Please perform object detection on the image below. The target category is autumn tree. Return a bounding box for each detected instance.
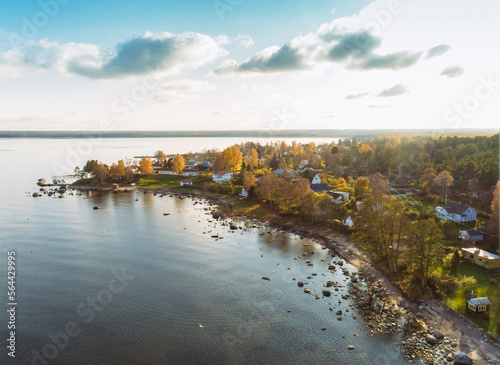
[245,148,259,168]
[172,155,185,174]
[419,167,437,194]
[139,157,153,174]
[223,145,243,173]
[367,172,390,206]
[434,170,453,202]
[242,171,255,192]
[354,177,369,197]
[154,150,167,163]
[491,180,499,237]
[93,164,109,184]
[109,160,126,180]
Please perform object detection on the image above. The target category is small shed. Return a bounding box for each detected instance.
[180,180,193,186]
[466,297,491,313]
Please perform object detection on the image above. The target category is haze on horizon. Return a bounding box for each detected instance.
[0,0,498,131]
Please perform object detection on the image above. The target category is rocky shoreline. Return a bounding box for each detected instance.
[136,187,500,364]
[42,183,500,364]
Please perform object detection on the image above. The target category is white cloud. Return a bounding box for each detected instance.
[0,32,228,80]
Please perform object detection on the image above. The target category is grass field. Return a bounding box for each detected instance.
[439,261,500,334]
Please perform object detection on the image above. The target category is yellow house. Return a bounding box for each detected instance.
[461,248,500,269]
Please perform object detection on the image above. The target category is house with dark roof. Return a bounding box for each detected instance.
[459,227,489,241]
[435,202,476,223]
[310,183,329,193]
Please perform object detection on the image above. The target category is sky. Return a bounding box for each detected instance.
[0,0,499,131]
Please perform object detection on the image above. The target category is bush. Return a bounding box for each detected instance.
[428,271,457,292]
[457,274,478,289]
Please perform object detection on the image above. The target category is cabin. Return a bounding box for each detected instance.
[461,248,500,269]
[436,202,476,223]
[180,180,193,186]
[459,227,489,241]
[342,215,355,227]
[466,297,491,313]
[212,171,233,183]
[329,191,350,204]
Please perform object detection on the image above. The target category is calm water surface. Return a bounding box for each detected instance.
[0,138,407,364]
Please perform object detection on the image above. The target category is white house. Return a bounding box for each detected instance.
[436,202,476,223]
[311,174,322,185]
[459,227,489,241]
[342,214,355,227]
[330,191,350,204]
[158,170,200,177]
[180,180,193,186]
[239,188,248,198]
[212,171,233,183]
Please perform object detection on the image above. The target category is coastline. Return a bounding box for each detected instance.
[68,183,500,364]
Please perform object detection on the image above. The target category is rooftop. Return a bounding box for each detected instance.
[462,248,500,260]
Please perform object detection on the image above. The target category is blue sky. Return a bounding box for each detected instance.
[0,0,499,131]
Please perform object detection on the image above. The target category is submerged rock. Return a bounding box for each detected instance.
[262,276,271,281]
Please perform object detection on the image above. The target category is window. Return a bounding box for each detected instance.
[468,303,476,311]
[478,305,486,312]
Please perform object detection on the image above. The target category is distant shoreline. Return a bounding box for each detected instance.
[1,129,499,139]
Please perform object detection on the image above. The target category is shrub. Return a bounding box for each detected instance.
[457,274,478,289]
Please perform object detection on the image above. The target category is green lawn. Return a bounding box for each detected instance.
[440,261,500,334]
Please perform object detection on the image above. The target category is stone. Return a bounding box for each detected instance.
[347,345,355,350]
[297,281,304,287]
[336,309,343,315]
[304,288,311,293]
[433,329,444,339]
[322,290,331,297]
[425,335,439,344]
[262,277,271,281]
[453,353,473,365]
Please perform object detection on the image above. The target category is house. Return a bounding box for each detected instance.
[152,162,163,170]
[275,169,295,178]
[461,248,500,269]
[212,171,233,183]
[329,191,350,204]
[185,160,197,170]
[180,180,193,186]
[311,173,322,185]
[466,297,491,313]
[158,170,200,177]
[298,160,314,173]
[83,172,93,179]
[436,202,476,223]
[239,188,248,198]
[201,161,213,168]
[342,215,355,227]
[459,227,489,241]
[310,183,330,193]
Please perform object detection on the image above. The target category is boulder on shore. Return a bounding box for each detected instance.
[433,329,444,339]
[453,353,473,365]
[425,334,439,344]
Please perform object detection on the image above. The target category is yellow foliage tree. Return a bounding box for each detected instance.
[172,155,185,174]
[139,157,153,174]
